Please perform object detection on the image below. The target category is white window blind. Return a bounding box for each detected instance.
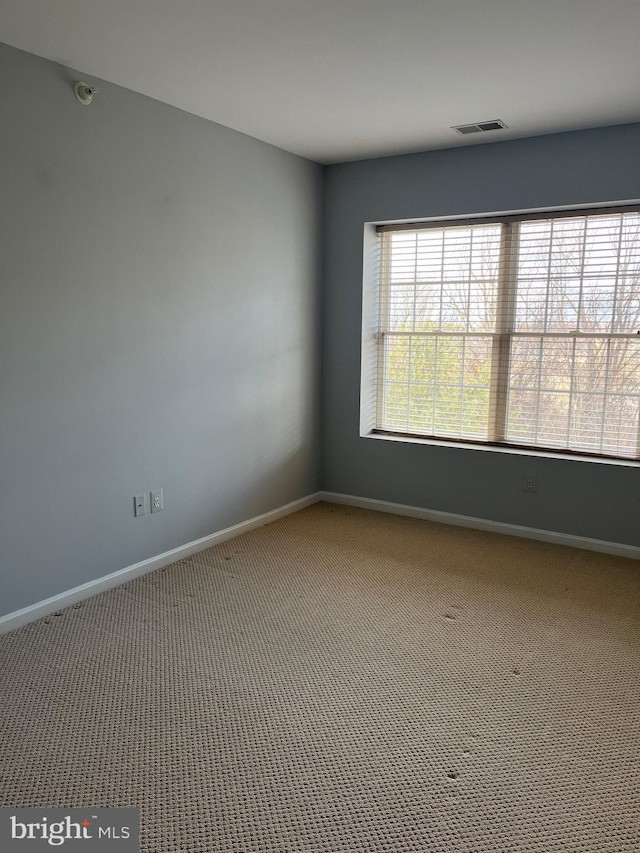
[375,208,640,460]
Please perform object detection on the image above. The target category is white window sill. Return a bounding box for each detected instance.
[361,430,640,468]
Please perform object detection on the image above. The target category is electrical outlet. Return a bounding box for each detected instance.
[151,488,163,513]
[134,494,146,517]
[524,474,538,493]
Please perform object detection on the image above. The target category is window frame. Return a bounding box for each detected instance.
[361,203,640,465]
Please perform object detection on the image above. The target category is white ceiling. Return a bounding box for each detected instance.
[2,0,640,164]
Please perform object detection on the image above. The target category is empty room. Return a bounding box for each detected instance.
[1,1,639,851]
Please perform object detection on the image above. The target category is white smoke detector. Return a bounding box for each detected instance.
[74,82,97,106]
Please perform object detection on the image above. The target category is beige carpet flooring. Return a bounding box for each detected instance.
[1,502,639,852]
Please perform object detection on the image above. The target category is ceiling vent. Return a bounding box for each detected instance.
[452,119,508,135]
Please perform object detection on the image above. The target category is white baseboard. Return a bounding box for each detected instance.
[0,492,321,635]
[3,488,636,635]
[318,491,640,560]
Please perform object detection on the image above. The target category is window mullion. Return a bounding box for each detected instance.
[488,222,519,441]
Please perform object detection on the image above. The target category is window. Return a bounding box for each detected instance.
[373,207,640,460]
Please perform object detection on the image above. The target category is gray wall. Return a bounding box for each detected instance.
[0,43,322,616]
[322,124,640,546]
